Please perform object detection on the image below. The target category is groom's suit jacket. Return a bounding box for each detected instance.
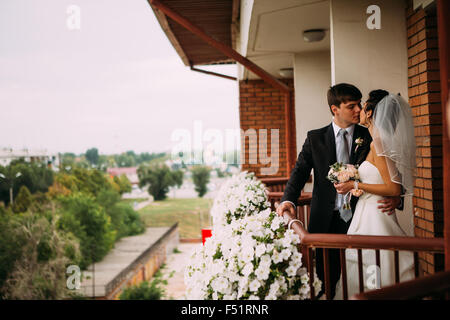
[281,123,372,234]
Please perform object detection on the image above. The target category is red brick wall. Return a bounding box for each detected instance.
[407,1,444,274]
[239,79,296,178]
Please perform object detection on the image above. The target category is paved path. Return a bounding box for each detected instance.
[78,227,171,298]
[133,199,153,210]
[161,242,202,300]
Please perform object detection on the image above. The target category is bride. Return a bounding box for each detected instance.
[333,90,416,299]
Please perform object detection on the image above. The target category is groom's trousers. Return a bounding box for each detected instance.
[315,211,351,299]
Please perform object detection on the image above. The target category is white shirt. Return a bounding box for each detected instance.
[332,120,354,157]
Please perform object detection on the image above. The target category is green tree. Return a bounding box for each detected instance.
[0,164,23,206]
[137,164,177,201]
[191,166,211,198]
[58,193,116,269]
[115,153,135,168]
[85,148,99,167]
[61,153,76,165]
[172,170,184,189]
[113,174,132,195]
[0,161,53,206]
[12,185,33,213]
[96,189,145,240]
[215,168,225,178]
[69,167,111,197]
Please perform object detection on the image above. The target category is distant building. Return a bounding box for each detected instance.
[0,148,59,168]
[107,167,139,185]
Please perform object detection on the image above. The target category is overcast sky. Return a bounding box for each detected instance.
[0,0,240,155]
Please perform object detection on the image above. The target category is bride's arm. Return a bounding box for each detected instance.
[356,143,402,197]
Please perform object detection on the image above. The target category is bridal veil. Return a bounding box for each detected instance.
[372,94,417,195]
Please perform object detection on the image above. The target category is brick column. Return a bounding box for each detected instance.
[407,1,444,274]
[239,79,296,179]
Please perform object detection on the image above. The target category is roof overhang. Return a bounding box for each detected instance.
[239,0,331,80]
[148,0,240,66]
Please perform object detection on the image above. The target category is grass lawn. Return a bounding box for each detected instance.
[138,198,213,239]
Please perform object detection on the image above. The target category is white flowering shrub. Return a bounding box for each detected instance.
[210,171,270,227]
[185,209,322,300]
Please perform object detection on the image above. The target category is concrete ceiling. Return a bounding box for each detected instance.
[242,0,330,80]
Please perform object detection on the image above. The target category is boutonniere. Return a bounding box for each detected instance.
[355,137,364,152]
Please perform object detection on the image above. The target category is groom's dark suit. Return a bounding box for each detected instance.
[281,122,372,298]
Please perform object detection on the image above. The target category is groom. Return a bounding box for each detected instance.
[276,83,400,299]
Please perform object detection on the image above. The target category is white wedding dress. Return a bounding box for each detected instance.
[334,160,415,299]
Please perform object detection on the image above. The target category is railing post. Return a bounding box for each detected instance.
[323,249,331,299]
[340,249,348,300]
[357,249,364,293]
[307,247,315,300]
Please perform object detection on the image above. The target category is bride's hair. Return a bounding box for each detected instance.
[364,89,389,120]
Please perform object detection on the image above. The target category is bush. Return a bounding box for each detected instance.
[111,203,145,237]
[71,168,110,197]
[30,191,51,213]
[104,202,145,240]
[12,185,33,213]
[114,175,132,195]
[119,269,167,300]
[0,212,81,299]
[0,214,26,292]
[57,193,116,269]
[96,189,145,240]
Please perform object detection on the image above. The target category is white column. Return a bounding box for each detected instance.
[294,51,332,153]
[331,0,413,235]
[330,0,408,99]
[294,51,332,192]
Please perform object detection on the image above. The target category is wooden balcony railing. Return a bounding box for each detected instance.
[260,177,290,193]
[266,191,447,300]
[260,176,312,193]
[261,176,312,227]
[351,270,450,300]
[267,191,312,227]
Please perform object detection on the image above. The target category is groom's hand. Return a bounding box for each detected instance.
[276,201,296,220]
[378,196,401,216]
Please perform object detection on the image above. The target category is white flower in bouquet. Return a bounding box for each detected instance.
[210,171,270,227]
[327,163,360,184]
[185,209,322,300]
[327,162,364,209]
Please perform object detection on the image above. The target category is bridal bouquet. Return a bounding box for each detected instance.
[327,162,363,209]
[185,209,322,300]
[210,171,270,227]
[327,162,360,184]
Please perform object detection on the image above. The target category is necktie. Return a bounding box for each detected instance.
[337,129,352,222]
